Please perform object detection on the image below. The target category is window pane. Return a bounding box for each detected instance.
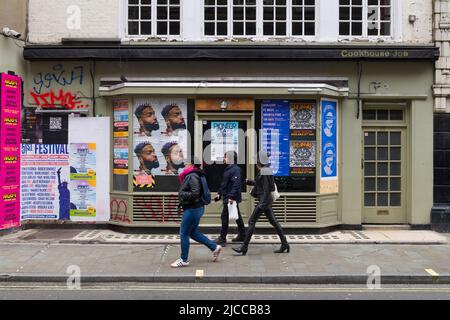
[380,22,391,35]
[352,7,362,20]
[365,178,376,192]
[364,132,376,145]
[363,109,376,120]
[233,22,244,35]
[276,7,286,20]
[390,132,401,146]
[128,21,139,35]
[365,147,376,161]
[304,7,315,20]
[292,7,302,20]
[205,22,215,35]
[390,110,403,121]
[141,6,151,19]
[390,147,401,161]
[129,6,139,20]
[351,22,362,35]
[340,22,350,35]
[377,110,389,120]
[339,7,350,20]
[390,162,401,176]
[141,0,151,3]
[292,22,302,35]
[157,21,167,34]
[141,21,151,35]
[157,6,167,19]
[169,22,180,35]
[377,132,388,146]
[390,178,401,191]
[276,22,286,35]
[377,193,388,206]
[234,7,244,20]
[380,7,391,20]
[305,22,315,35]
[264,22,274,35]
[129,0,139,4]
[246,7,256,20]
[246,22,256,35]
[170,7,180,20]
[377,147,388,161]
[217,7,228,20]
[390,193,401,206]
[377,178,388,191]
[377,162,388,176]
[264,7,274,20]
[365,193,376,207]
[365,162,376,176]
[217,22,228,35]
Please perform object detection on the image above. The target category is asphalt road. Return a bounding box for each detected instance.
[0,283,449,300]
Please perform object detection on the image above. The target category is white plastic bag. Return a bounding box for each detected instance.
[228,201,239,221]
[271,183,280,202]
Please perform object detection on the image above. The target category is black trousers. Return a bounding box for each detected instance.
[243,204,288,249]
[220,203,246,240]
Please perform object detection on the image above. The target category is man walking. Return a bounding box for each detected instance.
[214,151,246,246]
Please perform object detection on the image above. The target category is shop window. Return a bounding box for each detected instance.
[362,109,404,121]
[127,0,181,37]
[204,0,316,38]
[204,0,229,36]
[339,0,391,37]
[257,100,317,192]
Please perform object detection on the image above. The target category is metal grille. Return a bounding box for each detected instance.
[258,195,317,224]
[133,194,182,223]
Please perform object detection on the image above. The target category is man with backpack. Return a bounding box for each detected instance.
[171,155,222,268]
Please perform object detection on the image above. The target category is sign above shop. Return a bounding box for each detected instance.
[196,99,255,112]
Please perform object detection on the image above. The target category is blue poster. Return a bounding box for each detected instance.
[261,100,290,176]
[321,100,337,178]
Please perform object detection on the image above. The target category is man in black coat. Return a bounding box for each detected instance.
[214,151,246,246]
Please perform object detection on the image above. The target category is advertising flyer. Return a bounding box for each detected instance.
[321,99,338,194]
[0,73,22,230]
[261,100,316,177]
[113,99,129,175]
[69,143,96,217]
[133,98,188,190]
[210,121,239,162]
[20,144,70,220]
[261,100,290,176]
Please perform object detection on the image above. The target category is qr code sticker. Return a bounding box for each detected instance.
[49,117,62,130]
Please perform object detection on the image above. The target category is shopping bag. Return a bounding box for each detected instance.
[271,183,281,202]
[228,201,239,221]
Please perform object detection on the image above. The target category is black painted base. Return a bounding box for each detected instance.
[431,205,450,232]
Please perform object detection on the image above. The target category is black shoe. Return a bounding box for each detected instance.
[232,246,247,256]
[232,235,245,242]
[274,244,290,253]
[214,238,227,246]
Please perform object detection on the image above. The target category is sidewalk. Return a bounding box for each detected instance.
[0,229,449,285]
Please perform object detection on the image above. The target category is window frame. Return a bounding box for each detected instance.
[202,0,318,41]
[124,0,183,40]
[337,0,396,40]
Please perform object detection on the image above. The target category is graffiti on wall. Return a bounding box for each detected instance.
[29,64,91,110]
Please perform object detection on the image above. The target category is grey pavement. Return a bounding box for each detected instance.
[0,231,449,284]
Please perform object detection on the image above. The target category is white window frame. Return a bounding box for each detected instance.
[201,0,318,41]
[123,0,183,40]
[337,0,400,41]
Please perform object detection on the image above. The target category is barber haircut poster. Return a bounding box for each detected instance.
[320,99,338,194]
[210,122,239,162]
[133,98,188,190]
[21,144,70,220]
[1,73,22,230]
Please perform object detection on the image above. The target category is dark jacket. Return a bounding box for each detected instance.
[178,168,205,210]
[247,167,275,209]
[217,164,242,204]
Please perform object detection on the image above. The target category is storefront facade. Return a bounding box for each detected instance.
[22,44,436,229]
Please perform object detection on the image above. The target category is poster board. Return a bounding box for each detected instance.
[320,99,339,194]
[0,73,22,230]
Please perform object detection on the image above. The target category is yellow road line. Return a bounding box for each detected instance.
[425,269,440,277]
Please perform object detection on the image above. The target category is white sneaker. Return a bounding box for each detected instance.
[212,245,223,262]
[171,258,189,268]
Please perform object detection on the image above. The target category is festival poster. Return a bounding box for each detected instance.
[69,143,96,218]
[69,180,96,217]
[210,122,239,162]
[290,102,316,141]
[290,141,316,176]
[132,98,188,191]
[0,73,22,230]
[113,99,129,175]
[20,144,70,220]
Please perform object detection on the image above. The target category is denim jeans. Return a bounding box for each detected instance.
[180,206,217,262]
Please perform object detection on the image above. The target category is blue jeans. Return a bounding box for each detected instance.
[180,207,217,262]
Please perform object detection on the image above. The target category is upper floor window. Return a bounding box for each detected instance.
[203,0,316,38]
[339,0,391,37]
[128,0,181,37]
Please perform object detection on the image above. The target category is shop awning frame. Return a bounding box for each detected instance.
[98,82,349,97]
